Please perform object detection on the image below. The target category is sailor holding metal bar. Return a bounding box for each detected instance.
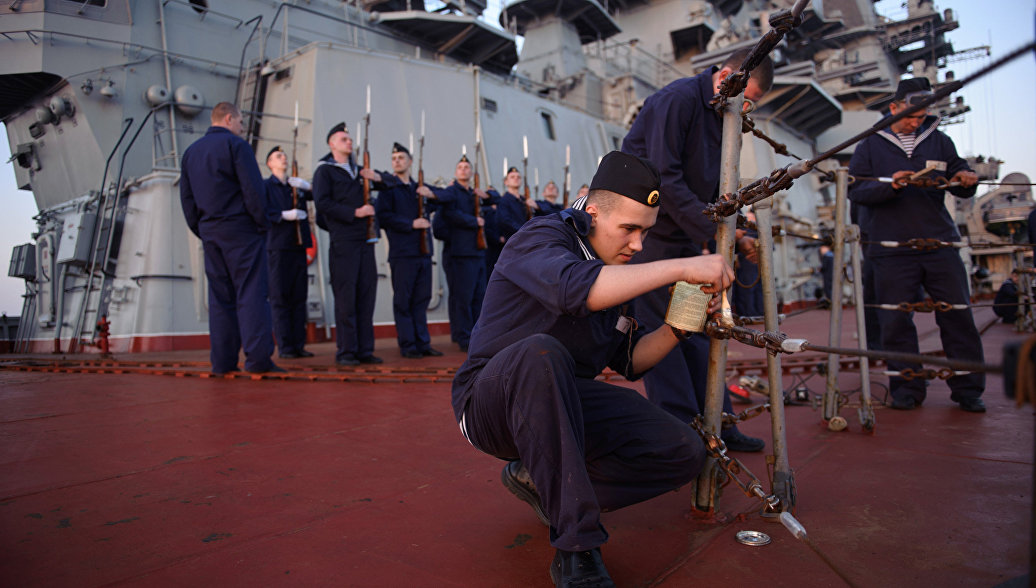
[848,77,985,413]
[620,47,774,450]
[452,152,733,587]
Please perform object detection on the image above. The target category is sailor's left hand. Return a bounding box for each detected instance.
[952,170,978,188]
[360,168,381,182]
[417,185,435,199]
[287,176,312,191]
[737,236,759,264]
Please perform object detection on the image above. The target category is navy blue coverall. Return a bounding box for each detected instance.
[848,114,984,404]
[265,175,312,356]
[312,154,379,362]
[435,181,496,349]
[452,210,705,552]
[179,126,274,373]
[620,67,739,422]
[374,173,438,356]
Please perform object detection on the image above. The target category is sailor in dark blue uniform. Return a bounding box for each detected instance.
[312,122,382,366]
[453,151,733,587]
[535,180,565,215]
[263,145,314,359]
[495,166,534,245]
[621,48,773,450]
[433,153,497,352]
[179,102,279,374]
[849,77,985,412]
[371,142,444,359]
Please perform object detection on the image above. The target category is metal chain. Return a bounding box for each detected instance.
[722,403,772,427]
[886,368,969,381]
[689,416,781,513]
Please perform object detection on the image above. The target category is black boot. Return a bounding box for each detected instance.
[501,461,549,526]
[549,548,615,588]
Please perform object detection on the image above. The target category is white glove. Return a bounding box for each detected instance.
[281,209,308,221]
[287,176,312,191]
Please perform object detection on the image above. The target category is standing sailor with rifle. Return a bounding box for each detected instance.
[263,135,314,359]
[313,86,382,366]
[370,122,444,359]
[496,161,529,246]
[434,131,497,352]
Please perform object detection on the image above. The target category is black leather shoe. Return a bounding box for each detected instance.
[501,461,549,526]
[335,356,360,366]
[957,397,986,413]
[211,367,240,376]
[402,350,424,359]
[279,351,301,359]
[247,364,286,374]
[358,355,383,364]
[297,350,315,358]
[721,430,765,452]
[549,548,615,588]
[890,396,918,410]
[421,348,444,357]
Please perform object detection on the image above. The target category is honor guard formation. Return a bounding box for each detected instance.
[175,31,1036,586]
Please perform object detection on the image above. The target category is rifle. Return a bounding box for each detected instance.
[473,122,487,250]
[361,85,378,243]
[563,144,570,209]
[291,101,303,245]
[522,135,531,220]
[417,111,428,256]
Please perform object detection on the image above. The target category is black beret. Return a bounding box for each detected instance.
[459,153,470,163]
[392,142,411,157]
[507,166,519,174]
[326,122,347,143]
[266,145,283,161]
[893,77,932,102]
[589,151,661,207]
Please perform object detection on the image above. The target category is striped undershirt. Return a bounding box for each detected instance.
[895,132,917,158]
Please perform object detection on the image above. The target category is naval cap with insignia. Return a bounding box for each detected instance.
[266,145,284,161]
[326,122,348,143]
[392,142,411,157]
[507,166,519,174]
[589,151,661,207]
[458,153,470,164]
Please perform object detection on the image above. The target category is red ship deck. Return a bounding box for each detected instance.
[1,306,1032,587]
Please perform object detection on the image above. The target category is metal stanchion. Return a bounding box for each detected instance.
[847,224,875,431]
[694,91,743,512]
[754,196,794,509]
[822,168,849,429]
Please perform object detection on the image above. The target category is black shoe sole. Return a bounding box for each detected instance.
[501,462,549,526]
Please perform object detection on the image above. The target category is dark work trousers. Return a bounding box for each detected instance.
[632,239,736,424]
[329,239,377,361]
[733,255,763,317]
[389,256,433,354]
[871,249,985,403]
[268,248,309,355]
[445,255,486,347]
[441,248,458,343]
[461,334,705,551]
[202,229,273,373]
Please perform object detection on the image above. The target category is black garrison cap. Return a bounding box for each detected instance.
[893,77,932,102]
[266,145,283,161]
[392,142,411,157]
[326,122,348,143]
[459,153,470,163]
[589,151,661,207]
[507,166,519,174]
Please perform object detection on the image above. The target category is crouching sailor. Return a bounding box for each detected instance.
[451,151,734,586]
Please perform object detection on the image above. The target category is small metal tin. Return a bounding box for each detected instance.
[736,530,771,546]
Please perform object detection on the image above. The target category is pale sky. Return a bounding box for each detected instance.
[0,0,1033,317]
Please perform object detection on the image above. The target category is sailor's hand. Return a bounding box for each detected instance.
[355,204,376,218]
[952,170,978,188]
[891,170,912,190]
[474,188,489,200]
[737,235,759,264]
[413,218,431,229]
[360,168,381,182]
[281,209,307,221]
[476,216,485,227]
[287,177,312,191]
[682,254,734,294]
[417,185,435,199]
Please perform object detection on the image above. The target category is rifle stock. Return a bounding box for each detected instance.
[417,153,428,256]
[473,149,487,251]
[362,115,378,243]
